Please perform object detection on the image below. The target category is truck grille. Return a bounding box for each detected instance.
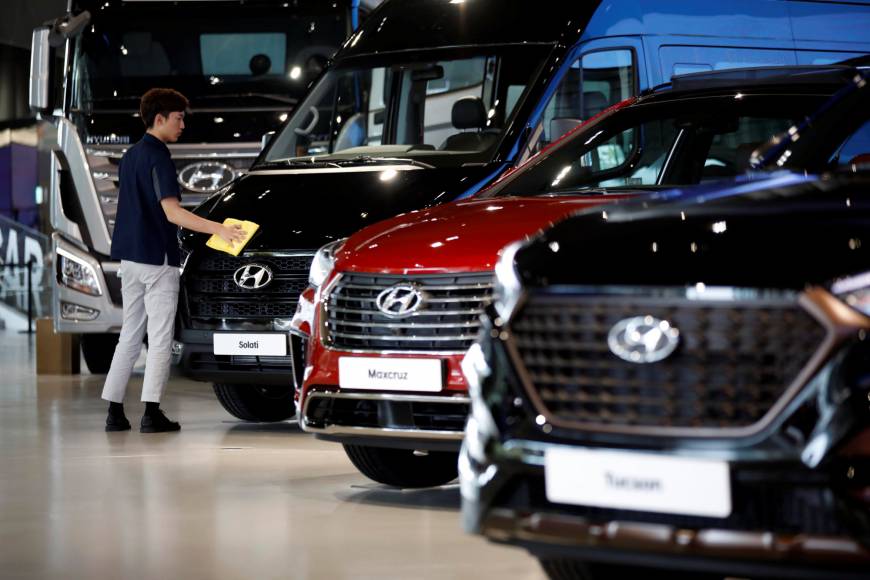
[324,273,493,352]
[509,291,827,434]
[184,253,313,321]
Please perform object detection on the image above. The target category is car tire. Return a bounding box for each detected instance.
[212,383,295,422]
[80,333,119,374]
[342,444,459,488]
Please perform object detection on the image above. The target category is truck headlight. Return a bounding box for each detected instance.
[493,241,524,321]
[57,247,102,296]
[831,271,870,317]
[308,238,346,288]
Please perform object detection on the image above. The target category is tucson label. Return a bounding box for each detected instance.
[605,471,662,492]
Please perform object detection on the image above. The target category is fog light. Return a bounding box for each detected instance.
[170,341,184,365]
[61,302,98,321]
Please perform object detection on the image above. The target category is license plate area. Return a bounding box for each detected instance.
[544,447,731,518]
[338,357,443,392]
[213,333,287,356]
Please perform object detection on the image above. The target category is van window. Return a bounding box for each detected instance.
[831,120,870,167]
[200,33,287,76]
[538,49,636,149]
[262,46,550,167]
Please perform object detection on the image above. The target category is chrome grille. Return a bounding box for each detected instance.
[510,291,827,433]
[325,273,493,352]
[184,253,313,321]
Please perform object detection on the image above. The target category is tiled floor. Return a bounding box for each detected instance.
[0,330,545,580]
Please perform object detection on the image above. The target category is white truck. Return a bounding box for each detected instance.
[29,0,361,371]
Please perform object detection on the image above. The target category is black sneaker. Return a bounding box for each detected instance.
[140,410,181,433]
[105,413,131,432]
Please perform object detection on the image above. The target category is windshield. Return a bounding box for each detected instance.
[261,46,549,168]
[71,3,349,111]
[751,72,870,172]
[483,92,834,198]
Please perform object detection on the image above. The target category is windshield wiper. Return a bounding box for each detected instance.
[257,158,343,169]
[334,156,435,170]
[194,93,298,106]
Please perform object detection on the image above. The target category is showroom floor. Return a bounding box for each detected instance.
[0,330,545,580]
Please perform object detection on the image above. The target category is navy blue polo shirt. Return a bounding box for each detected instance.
[111,133,182,266]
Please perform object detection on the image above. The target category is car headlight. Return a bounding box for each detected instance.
[57,247,102,296]
[308,238,347,288]
[493,240,525,321]
[831,271,870,317]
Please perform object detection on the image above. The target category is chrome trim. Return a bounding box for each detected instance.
[49,151,83,244]
[241,251,316,258]
[330,306,485,317]
[328,331,479,342]
[300,389,469,440]
[333,320,480,329]
[504,287,866,440]
[341,282,492,292]
[320,272,491,355]
[86,142,261,159]
[481,508,870,566]
[58,118,112,255]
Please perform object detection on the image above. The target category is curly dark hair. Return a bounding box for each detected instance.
[139,88,189,128]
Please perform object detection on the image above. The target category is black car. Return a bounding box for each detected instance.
[460,77,870,577]
[173,0,642,422]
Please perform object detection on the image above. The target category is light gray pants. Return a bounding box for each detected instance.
[101,260,180,403]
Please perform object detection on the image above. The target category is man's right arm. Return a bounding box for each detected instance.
[160,197,244,244]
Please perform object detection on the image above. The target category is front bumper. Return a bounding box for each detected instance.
[52,233,123,334]
[176,327,295,385]
[300,345,471,450]
[460,437,870,579]
[300,387,469,451]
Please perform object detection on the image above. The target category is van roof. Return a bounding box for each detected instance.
[336,0,595,60]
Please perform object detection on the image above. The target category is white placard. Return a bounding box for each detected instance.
[213,333,287,356]
[545,447,731,518]
[339,357,443,392]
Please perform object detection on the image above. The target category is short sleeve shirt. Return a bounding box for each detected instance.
[110,133,182,266]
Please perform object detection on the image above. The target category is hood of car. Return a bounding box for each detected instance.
[516,171,870,291]
[181,163,497,253]
[335,195,626,274]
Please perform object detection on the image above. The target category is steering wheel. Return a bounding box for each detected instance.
[294,106,319,136]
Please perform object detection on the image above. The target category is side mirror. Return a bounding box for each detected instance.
[29,27,53,114]
[261,131,276,151]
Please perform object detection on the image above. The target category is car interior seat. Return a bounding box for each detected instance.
[582,91,610,119]
[334,113,367,152]
[440,96,499,151]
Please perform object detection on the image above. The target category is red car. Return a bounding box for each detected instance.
[294,194,615,488]
[290,73,832,487]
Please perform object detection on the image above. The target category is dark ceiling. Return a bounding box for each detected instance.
[2,1,68,49]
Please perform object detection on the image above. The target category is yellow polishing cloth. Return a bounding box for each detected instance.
[205,218,259,256]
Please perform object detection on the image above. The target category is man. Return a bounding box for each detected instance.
[102,88,244,433]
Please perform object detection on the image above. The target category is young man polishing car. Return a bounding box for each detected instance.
[101,88,245,433]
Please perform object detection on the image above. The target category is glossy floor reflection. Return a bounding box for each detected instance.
[0,330,545,580]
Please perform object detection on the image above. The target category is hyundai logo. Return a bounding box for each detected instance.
[233,264,273,290]
[607,315,680,364]
[178,161,236,194]
[376,284,425,317]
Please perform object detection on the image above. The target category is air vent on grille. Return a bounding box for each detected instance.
[510,292,826,433]
[325,273,494,352]
[184,253,313,321]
